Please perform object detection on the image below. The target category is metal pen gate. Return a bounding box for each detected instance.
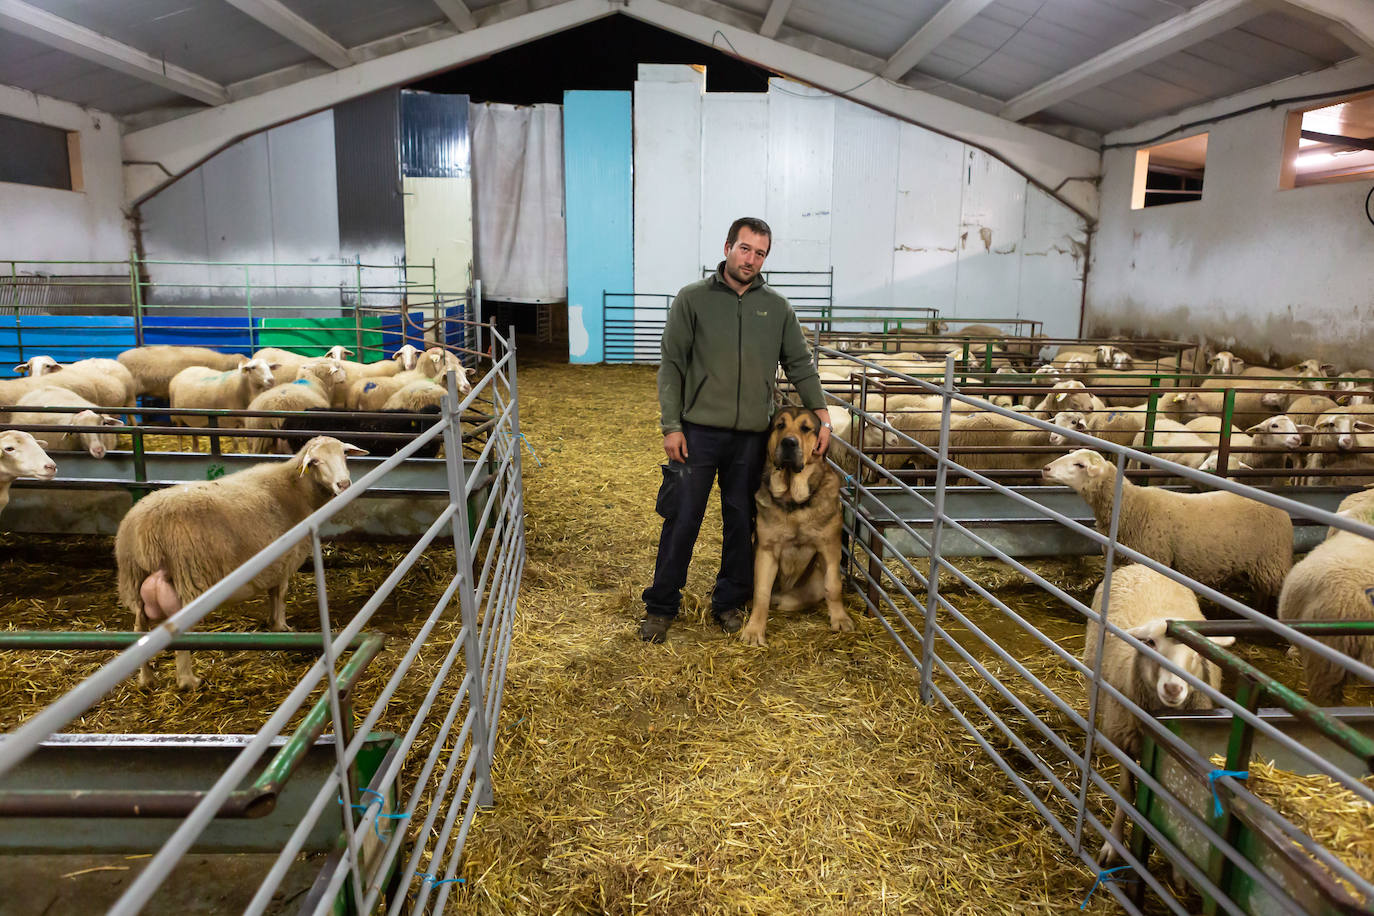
[0,328,526,914]
[826,351,1374,915]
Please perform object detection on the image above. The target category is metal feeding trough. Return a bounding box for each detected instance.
[1129,621,1374,916]
[2,450,497,541]
[0,632,403,914]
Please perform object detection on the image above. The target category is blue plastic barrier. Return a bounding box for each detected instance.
[0,316,137,378]
[141,315,256,357]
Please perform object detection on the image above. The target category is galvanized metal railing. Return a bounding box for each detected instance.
[0,325,526,914]
[819,349,1374,915]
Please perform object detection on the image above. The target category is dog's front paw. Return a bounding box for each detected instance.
[739,624,767,647]
[830,612,855,633]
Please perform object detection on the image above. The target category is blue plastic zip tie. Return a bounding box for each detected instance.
[1207,769,1249,818]
[1081,865,1134,909]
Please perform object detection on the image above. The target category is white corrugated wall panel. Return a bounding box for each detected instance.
[634,66,704,307]
[892,123,963,319]
[699,93,768,274]
[955,149,1027,322]
[765,80,833,270]
[829,99,898,322]
[200,133,276,297]
[1018,186,1087,338]
[267,113,341,308]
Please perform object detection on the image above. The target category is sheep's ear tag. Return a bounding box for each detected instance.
[300,458,313,476]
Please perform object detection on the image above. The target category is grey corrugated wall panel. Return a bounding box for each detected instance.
[334,89,405,262]
[400,90,471,179]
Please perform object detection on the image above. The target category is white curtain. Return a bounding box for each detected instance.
[469,102,567,302]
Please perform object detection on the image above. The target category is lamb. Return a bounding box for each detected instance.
[168,358,279,446]
[115,435,367,689]
[1084,564,1233,864]
[1278,517,1374,705]
[0,429,57,515]
[11,387,124,458]
[117,346,246,399]
[1042,448,1292,608]
[242,361,348,454]
[1094,345,1134,371]
[1302,405,1374,485]
[15,356,136,406]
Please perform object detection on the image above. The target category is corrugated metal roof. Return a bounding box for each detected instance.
[0,0,1364,141]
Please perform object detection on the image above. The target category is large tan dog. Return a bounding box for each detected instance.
[741,407,854,647]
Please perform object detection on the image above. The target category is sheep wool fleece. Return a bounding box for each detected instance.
[657,264,825,435]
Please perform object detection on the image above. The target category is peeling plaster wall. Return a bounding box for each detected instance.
[1087,83,1374,369]
[0,85,130,265]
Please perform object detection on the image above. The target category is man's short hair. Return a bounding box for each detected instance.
[726,217,772,249]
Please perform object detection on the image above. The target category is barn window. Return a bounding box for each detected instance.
[0,114,81,192]
[1130,133,1207,209]
[1280,90,1374,189]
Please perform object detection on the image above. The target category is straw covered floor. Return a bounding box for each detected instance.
[3,347,1366,913]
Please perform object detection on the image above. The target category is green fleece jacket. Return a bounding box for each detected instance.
[658,264,825,434]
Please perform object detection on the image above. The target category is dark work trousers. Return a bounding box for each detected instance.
[642,421,767,619]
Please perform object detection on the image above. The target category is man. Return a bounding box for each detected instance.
[640,217,832,643]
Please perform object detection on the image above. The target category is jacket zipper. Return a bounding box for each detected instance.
[735,292,743,429]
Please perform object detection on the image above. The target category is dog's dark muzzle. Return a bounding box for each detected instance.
[775,436,805,472]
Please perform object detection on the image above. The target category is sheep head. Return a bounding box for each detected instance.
[0,430,56,480]
[13,356,60,377]
[294,436,368,497]
[240,358,278,394]
[71,409,123,459]
[1041,448,1109,487]
[1123,618,1233,709]
[1049,411,1088,447]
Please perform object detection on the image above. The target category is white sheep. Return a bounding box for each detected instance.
[1042,448,1293,609]
[1085,406,1149,447]
[1084,564,1234,864]
[11,386,124,458]
[1208,351,1245,375]
[13,356,60,377]
[243,361,348,454]
[117,346,246,399]
[0,429,56,515]
[1094,344,1135,371]
[381,380,447,412]
[1278,512,1374,705]
[168,358,279,446]
[115,435,367,689]
[1027,380,1105,418]
[1129,417,1214,469]
[320,346,412,407]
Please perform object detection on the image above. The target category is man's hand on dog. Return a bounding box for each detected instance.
[663,431,688,462]
[814,407,832,456]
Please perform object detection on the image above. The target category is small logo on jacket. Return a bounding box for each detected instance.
[756,310,769,317]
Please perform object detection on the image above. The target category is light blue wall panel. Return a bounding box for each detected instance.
[564,90,632,364]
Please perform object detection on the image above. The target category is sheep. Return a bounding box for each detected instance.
[1084,564,1234,864]
[252,347,318,388]
[1278,521,1374,706]
[1161,387,1281,430]
[1085,407,1149,447]
[242,361,348,454]
[1042,448,1292,609]
[13,356,60,377]
[415,347,476,389]
[1026,380,1105,418]
[320,347,413,407]
[1302,405,1374,485]
[381,380,448,412]
[1208,351,1245,375]
[0,429,56,515]
[168,358,279,447]
[115,435,367,689]
[11,386,124,458]
[117,346,246,399]
[1261,392,1338,427]
[947,410,1073,484]
[1094,344,1134,371]
[1129,418,1213,469]
[1333,370,1374,406]
[1088,368,1157,407]
[1051,350,1095,373]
